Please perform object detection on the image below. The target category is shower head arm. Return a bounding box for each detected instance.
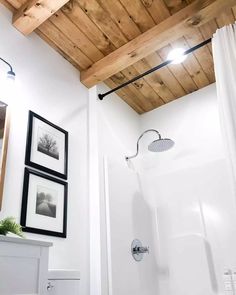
[125,129,161,161]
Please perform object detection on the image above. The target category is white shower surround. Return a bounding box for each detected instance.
[97,83,236,295]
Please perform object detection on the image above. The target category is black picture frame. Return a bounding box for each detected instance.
[20,168,68,238]
[25,111,68,180]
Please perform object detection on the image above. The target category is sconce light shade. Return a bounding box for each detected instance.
[0,57,16,82]
[7,70,16,81]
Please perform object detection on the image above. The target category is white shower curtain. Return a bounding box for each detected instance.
[212,23,236,182]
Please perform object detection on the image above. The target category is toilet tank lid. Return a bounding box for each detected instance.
[48,270,80,280]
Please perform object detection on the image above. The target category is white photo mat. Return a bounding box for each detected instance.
[21,168,67,237]
[31,117,65,175]
[25,111,68,180]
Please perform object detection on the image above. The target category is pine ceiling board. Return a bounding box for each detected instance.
[99,0,179,107]
[104,84,144,114]
[118,0,155,32]
[62,2,116,55]
[163,0,189,14]
[50,11,104,63]
[71,0,155,105]
[118,85,157,112]
[0,0,84,70]
[38,21,93,70]
[76,0,127,48]
[56,1,161,112]
[165,0,214,86]
[165,0,215,85]
[122,0,190,107]
[171,37,210,88]
[36,28,82,71]
[140,0,170,24]
[132,58,176,103]
[111,72,156,112]
[121,67,164,108]
[117,62,168,107]
[216,8,235,28]
[98,0,141,40]
[7,0,23,8]
[184,28,215,83]
[158,45,198,93]
[81,0,181,107]
[138,70,175,104]
[104,79,145,114]
[13,0,70,35]
[96,0,175,108]
[81,0,236,88]
[2,0,93,70]
[78,0,175,110]
[120,62,171,107]
[62,2,163,109]
[63,1,171,111]
[232,5,236,17]
[0,0,15,11]
[3,0,236,114]
[144,52,186,98]
[199,20,218,53]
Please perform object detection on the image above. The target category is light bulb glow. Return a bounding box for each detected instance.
[167,48,187,64]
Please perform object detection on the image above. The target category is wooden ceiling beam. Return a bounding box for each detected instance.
[80,0,236,88]
[0,0,15,12]
[12,0,70,35]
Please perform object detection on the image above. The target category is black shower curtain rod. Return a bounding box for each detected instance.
[98,38,212,101]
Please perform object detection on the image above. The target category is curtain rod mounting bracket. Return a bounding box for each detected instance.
[98,93,104,100]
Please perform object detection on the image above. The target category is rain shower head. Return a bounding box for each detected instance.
[125,129,174,161]
[148,138,175,153]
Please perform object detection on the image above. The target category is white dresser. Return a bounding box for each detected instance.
[0,235,52,295]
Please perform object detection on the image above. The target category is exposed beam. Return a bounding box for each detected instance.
[0,0,15,12]
[13,0,70,35]
[81,0,236,88]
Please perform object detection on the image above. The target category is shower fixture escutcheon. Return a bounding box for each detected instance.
[131,239,149,262]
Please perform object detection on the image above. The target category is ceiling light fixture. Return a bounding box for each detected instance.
[0,57,16,81]
[167,48,187,64]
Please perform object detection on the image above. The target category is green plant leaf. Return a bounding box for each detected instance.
[0,217,24,238]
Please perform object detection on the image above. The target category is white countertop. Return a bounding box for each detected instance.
[0,235,53,247]
[48,269,80,280]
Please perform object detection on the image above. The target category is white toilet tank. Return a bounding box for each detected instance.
[47,270,80,294]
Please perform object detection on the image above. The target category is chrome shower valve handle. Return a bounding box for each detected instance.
[131,239,149,261]
[133,245,149,254]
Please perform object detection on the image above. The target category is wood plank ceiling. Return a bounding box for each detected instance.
[1,0,236,114]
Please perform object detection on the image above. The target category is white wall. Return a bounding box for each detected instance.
[0,5,90,295]
[97,84,140,159]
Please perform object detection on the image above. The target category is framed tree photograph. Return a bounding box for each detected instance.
[25,111,68,179]
[21,168,67,238]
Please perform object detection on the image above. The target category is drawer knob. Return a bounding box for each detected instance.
[47,282,54,291]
